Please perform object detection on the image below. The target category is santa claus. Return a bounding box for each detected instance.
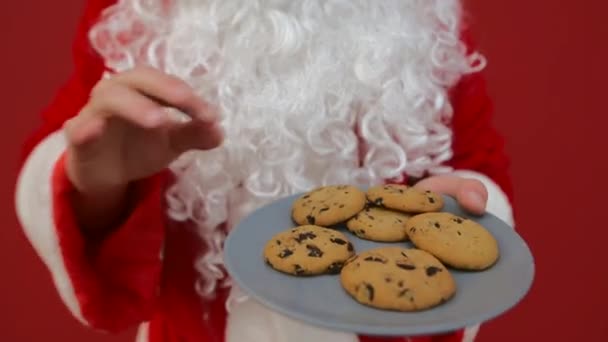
[15,1,515,342]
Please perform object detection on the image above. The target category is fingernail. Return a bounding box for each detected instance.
[146,110,166,126]
[199,104,220,123]
[468,191,486,210]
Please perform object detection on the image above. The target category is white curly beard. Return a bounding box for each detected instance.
[89,0,485,300]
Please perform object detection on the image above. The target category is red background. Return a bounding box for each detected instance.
[1,1,607,341]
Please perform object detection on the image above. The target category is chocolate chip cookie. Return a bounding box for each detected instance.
[264,225,355,276]
[366,184,444,213]
[406,212,499,270]
[346,207,411,242]
[292,185,366,226]
[340,247,456,311]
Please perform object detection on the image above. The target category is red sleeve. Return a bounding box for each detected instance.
[447,35,515,206]
[52,154,169,332]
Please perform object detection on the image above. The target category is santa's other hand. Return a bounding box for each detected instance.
[414,175,488,215]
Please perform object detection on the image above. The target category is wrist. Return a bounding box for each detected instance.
[70,185,129,239]
[64,154,130,237]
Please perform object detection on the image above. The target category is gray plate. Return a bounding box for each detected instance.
[223,194,535,337]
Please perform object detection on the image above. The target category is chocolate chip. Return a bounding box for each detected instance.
[364,256,387,263]
[339,204,345,208]
[306,215,316,225]
[401,252,408,258]
[457,231,462,236]
[276,240,281,245]
[358,229,366,235]
[319,207,329,213]
[453,217,464,224]
[396,262,416,270]
[397,280,404,288]
[365,283,375,301]
[398,288,410,297]
[330,238,347,245]
[373,197,384,207]
[425,190,431,194]
[306,244,323,257]
[327,262,344,274]
[294,264,305,275]
[428,197,436,204]
[434,222,441,229]
[426,266,442,277]
[396,218,403,223]
[385,277,392,283]
[410,227,416,233]
[295,232,317,243]
[347,242,354,252]
[303,195,310,199]
[367,215,375,220]
[398,189,404,193]
[278,249,293,258]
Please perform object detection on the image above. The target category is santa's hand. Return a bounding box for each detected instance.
[414,175,488,215]
[64,65,224,194]
[62,66,224,232]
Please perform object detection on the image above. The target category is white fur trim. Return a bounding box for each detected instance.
[225,286,358,342]
[449,170,515,228]
[462,324,480,342]
[135,322,149,342]
[15,131,88,325]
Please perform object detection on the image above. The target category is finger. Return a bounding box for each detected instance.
[414,175,462,197]
[455,179,488,215]
[414,176,488,215]
[168,120,224,154]
[113,66,217,124]
[64,115,106,146]
[89,82,169,128]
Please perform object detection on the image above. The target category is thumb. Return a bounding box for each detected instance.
[414,175,488,215]
[169,120,225,154]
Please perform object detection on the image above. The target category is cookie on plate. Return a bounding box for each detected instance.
[292,185,366,226]
[346,207,411,242]
[264,225,355,276]
[340,247,456,311]
[406,212,499,270]
[366,184,444,213]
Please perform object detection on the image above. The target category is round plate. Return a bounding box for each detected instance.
[223,194,535,337]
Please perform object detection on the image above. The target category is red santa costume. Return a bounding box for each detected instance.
[15,1,515,342]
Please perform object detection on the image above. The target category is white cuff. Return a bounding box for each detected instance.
[449,170,515,228]
[14,131,87,325]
